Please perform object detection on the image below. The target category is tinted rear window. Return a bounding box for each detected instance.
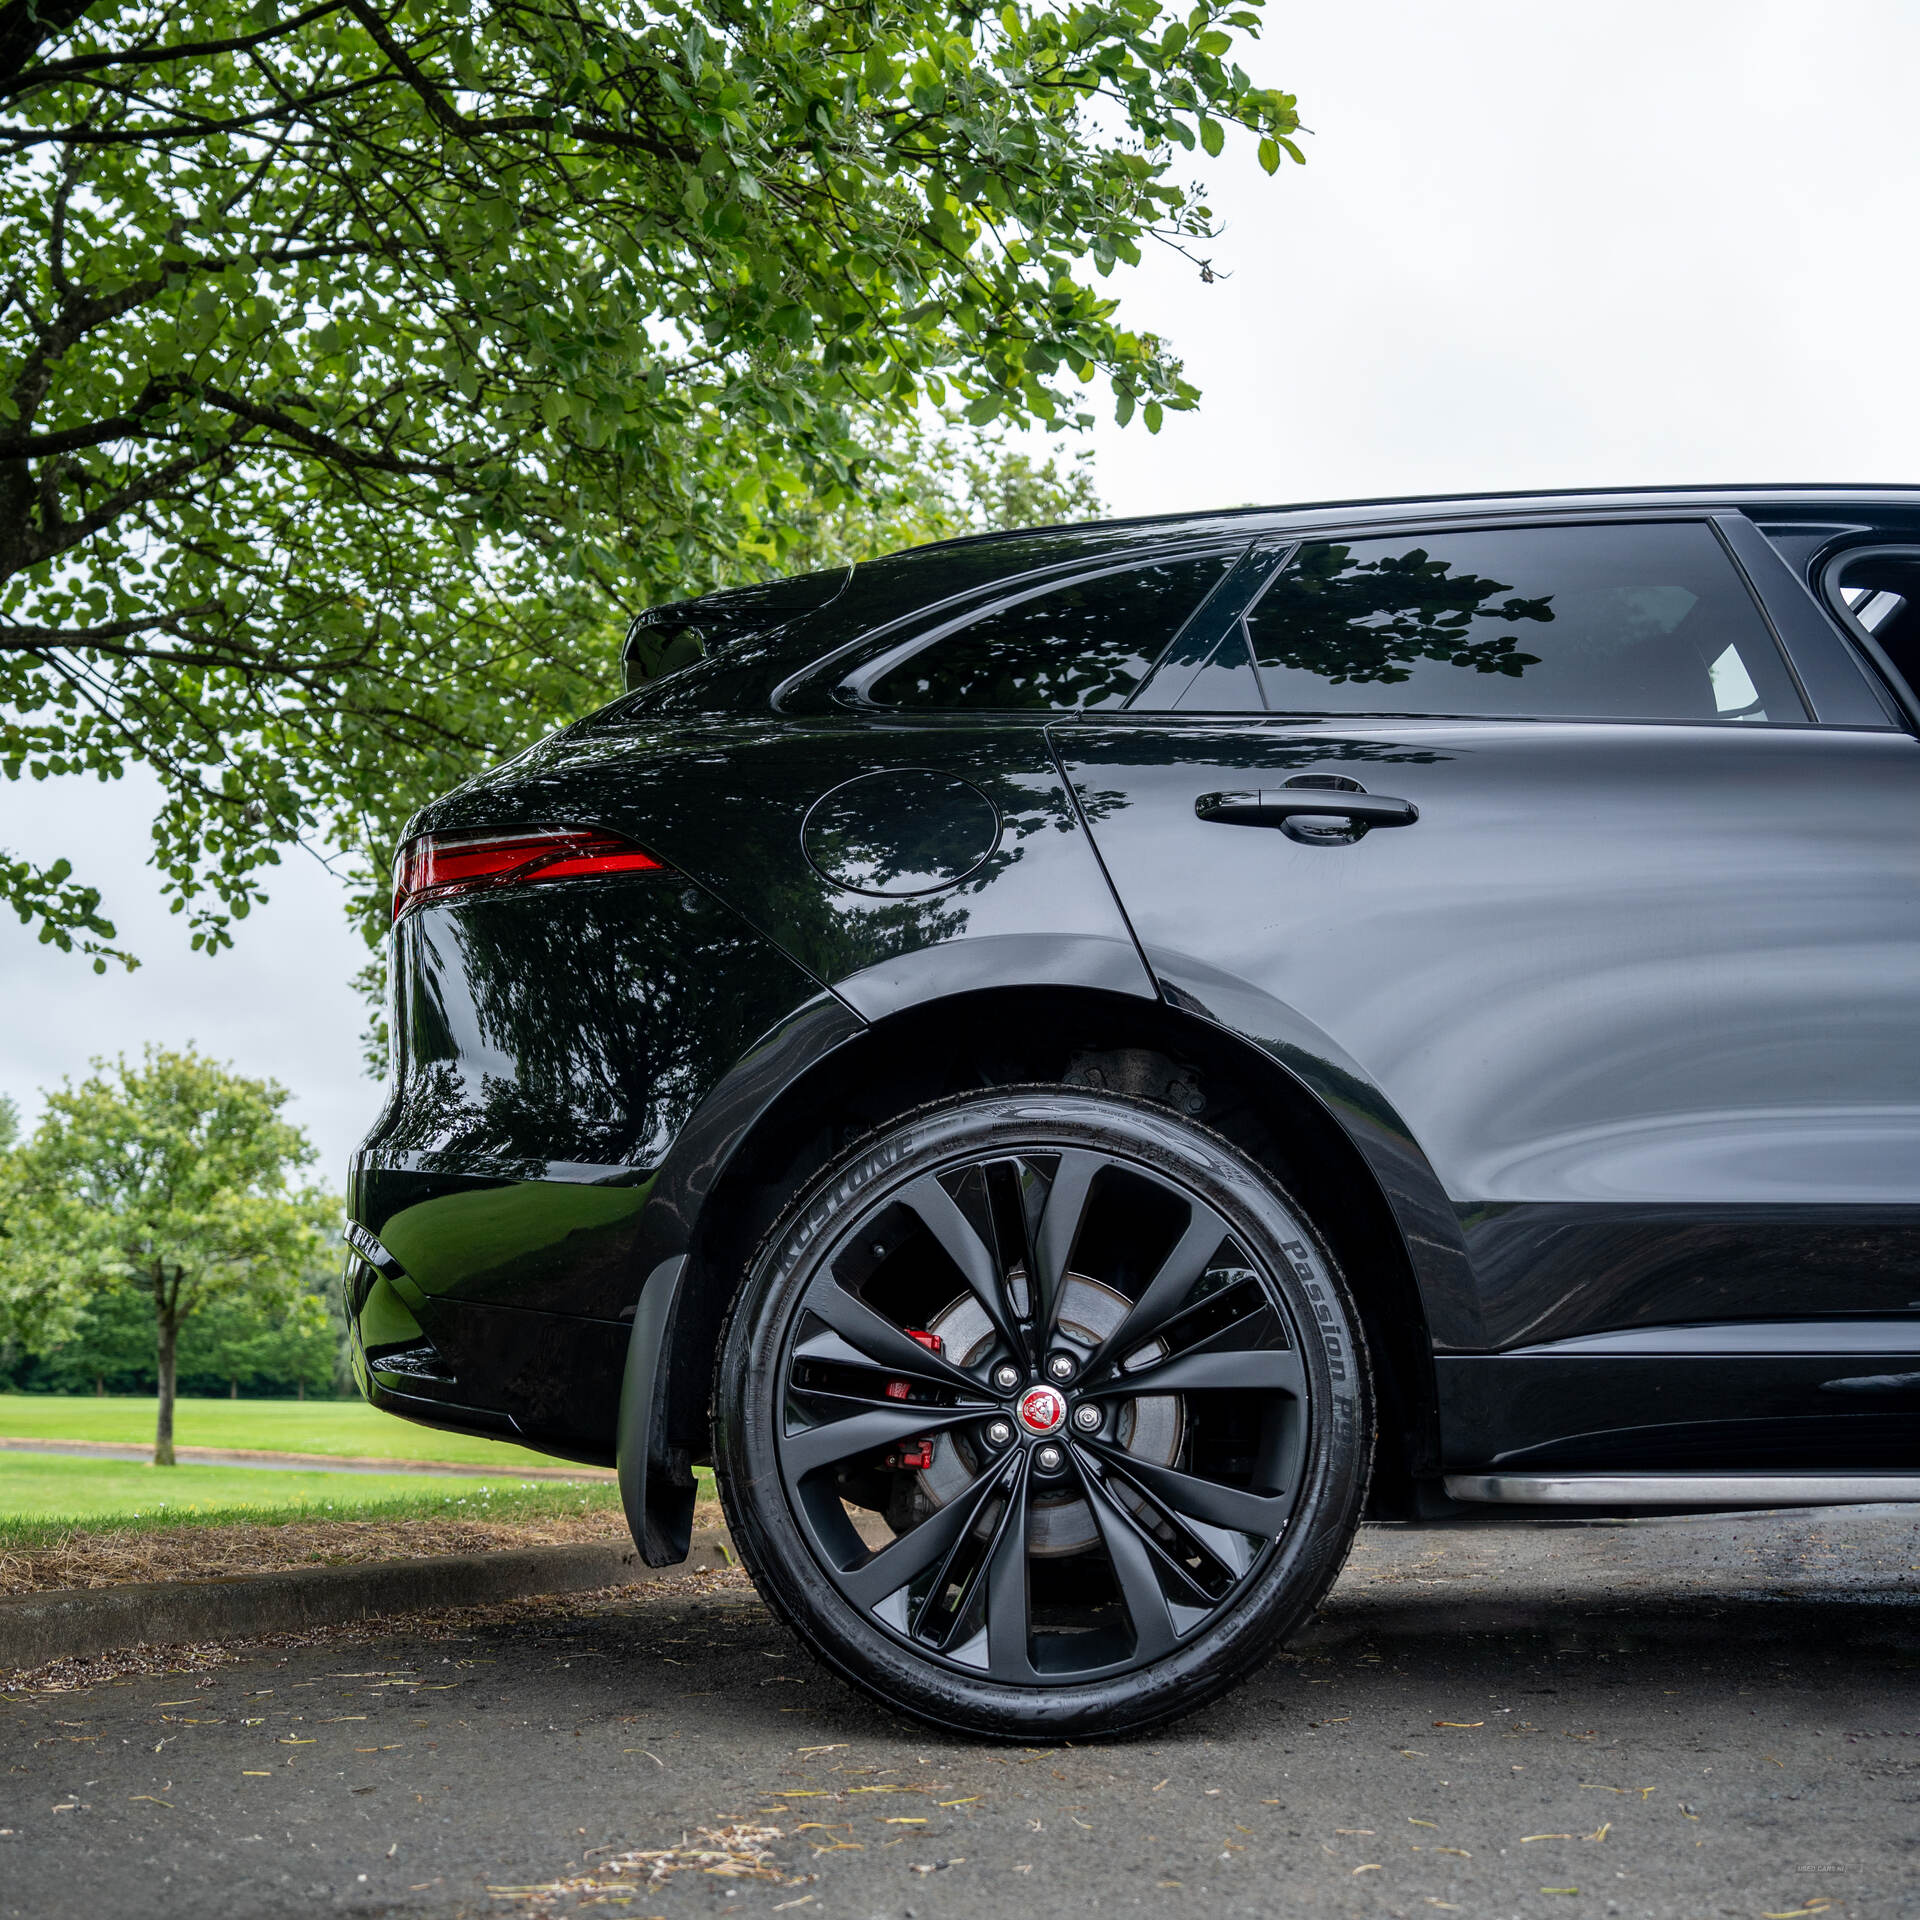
[867,553,1232,710]
[1239,521,1802,722]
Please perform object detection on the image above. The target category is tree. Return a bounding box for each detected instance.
[0,1257,343,1397]
[0,1282,153,1394]
[0,0,1300,967]
[177,1276,338,1399]
[0,1045,334,1460]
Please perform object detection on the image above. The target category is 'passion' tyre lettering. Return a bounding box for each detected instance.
[1300,1274,1347,1381]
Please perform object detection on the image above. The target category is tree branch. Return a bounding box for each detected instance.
[0,1,350,104]
[0,0,94,88]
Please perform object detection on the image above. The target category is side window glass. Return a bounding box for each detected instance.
[865,553,1231,710]
[1168,621,1265,711]
[1243,522,1804,723]
[1828,549,1920,706]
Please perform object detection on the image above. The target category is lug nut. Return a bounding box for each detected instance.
[1036,1444,1064,1471]
[986,1419,1013,1447]
[992,1362,1021,1391]
[1046,1353,1077,1381]
[1073,1403,1102,1432]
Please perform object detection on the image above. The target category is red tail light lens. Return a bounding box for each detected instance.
[393,828,664,919]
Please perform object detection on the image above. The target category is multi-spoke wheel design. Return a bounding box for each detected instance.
[715,1089,1372,1740]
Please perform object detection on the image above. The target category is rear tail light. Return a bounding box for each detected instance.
[392,828,664,919]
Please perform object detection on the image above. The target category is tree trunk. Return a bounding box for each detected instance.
[154,1307,178,1467]
[94,1374,104,1397]
[296,1380,305,1402]
[229,1378,237,1399]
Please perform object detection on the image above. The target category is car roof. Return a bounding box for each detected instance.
[886,482,1920,560]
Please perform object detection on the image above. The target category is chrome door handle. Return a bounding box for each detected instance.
[1194,789,1419,828]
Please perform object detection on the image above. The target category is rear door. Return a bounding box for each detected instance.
[1052,512,1920,1475]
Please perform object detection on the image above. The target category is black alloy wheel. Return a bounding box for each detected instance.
[713,1088,1373,1740]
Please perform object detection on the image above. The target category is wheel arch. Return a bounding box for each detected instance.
[626,982,1449,1560]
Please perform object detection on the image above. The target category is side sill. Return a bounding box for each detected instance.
[1446,1471,1920,1509]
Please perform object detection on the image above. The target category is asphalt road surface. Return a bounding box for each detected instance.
[4,1507,1916,1919]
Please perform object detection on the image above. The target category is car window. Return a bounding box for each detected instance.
[1827,548,1920,707]
[865,552,1232,710]
[1231,521,1804,722]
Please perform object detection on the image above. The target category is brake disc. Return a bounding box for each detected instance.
[917,1273,1181,1557]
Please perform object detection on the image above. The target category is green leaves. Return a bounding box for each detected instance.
[0,0,1302,963]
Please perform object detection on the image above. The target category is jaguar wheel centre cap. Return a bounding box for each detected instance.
[1017,1385,1066,1436]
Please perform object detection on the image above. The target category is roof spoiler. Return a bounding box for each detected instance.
[622,565,853,692]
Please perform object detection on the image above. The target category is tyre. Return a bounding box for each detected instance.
[712,1086,1372,1740]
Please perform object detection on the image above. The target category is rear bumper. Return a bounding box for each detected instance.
[346,869,827,1462]
[343,1241,626,1468]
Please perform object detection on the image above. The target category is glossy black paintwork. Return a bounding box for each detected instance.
[349,859,837,1458]
[417,714,1151,1019]
[1717,513,1899,725]
[348,1268,629,1465]
[376,872,825,1179]
[350,486,1920,1505]
[354,867,830,1348]
[1435,1352,1920,1469]
[1054,716,1920,1362]
[1459,1207,1920,1349]
[801,769,1002,894]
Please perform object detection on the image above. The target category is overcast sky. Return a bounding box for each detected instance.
[6,0,1919,1179]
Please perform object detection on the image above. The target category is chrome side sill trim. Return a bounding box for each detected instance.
[1445,1472,1920,1508]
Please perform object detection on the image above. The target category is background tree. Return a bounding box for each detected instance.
[1,1281,153,1395]
[0,1046,334,1460]
[0,0,1300,968]
[0,1256,343,1397]
[175,1275,338,1400]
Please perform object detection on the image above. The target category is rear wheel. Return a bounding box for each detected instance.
[712,1087,1372,1740]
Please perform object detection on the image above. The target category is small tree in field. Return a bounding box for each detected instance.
[1,1047,331,1462]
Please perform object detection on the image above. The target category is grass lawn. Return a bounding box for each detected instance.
[0,1451,622,1553]
[0,1392,576,1469]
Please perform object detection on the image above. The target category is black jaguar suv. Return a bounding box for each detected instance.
[347,485,1920,1738]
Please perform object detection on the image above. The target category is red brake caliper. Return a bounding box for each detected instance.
[882,1330,943,1471]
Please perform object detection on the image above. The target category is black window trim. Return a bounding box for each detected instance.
[1713,512,1898,729]
[1144,511,1831,730]
[1123,539,1299,710]
[767,545,1197,713]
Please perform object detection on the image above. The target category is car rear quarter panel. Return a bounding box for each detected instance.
[350,869,835,1458]
[353,712,1156,1463]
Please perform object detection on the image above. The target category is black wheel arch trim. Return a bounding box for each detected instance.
[620,966,1451,1562]
[1142,947,1484,1352]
